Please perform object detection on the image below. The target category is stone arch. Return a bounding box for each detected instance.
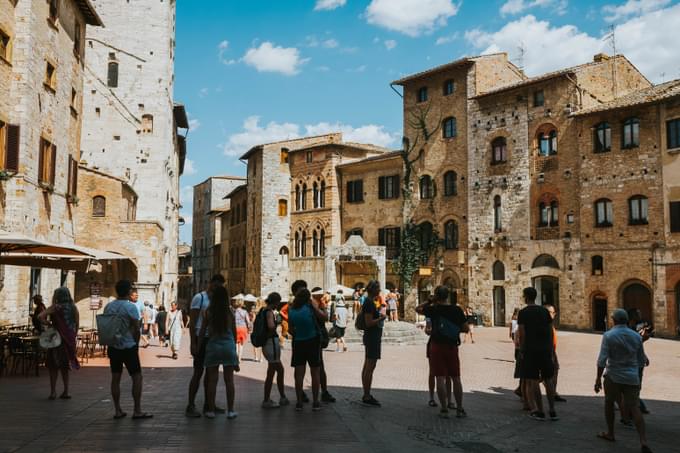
[619,279,653,322]
[532,254,559,269]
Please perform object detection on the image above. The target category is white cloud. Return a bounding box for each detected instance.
[183,159,197,175]
[217,40,237,65]
[465,4,680,82]
[365,0,460,37]
[314,0,347,11]
[222,116,399,156]
[500,0,567,16]
[323,38,339,49]
[243,42,308,76]
[346,65,367,73]
[384,39,397,50]
[602,0,670,22]
[435,32,459,45]
[188,119,200,132]
[180,185,194,206]
[198,88,209,98]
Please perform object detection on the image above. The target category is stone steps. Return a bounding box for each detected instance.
[325,321,428,346]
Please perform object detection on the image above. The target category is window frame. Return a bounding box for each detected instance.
[107,60,119,88]
[378,226,401,259]
[591,255,604,276]
[280,148,289,164]
[48,0,59,26]
[491,137,507,164]
[306,151,313,163]
[0,27,12,63]
[443,220,458,250]
[44,60,57,92]
[419,175,435,199]
[622,117,640,149]
[38,137,56,187]
[494,195,502,232]
[346,179,364,203]
[628,195,649,225]
[533,90,545,107]
[443,79,454,96]
[92,195,106,217]
[595,198,614,227]
[278,199,288,217]
[594,122,612,153]
[538,129,557,156]
[443,171,457,196]
[668,118,680,150]
[416,86,428,103]
[442,117,457,139]
[378,175,399,200]
[670,201,680,233]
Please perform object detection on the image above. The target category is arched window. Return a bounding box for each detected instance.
[313,182,319,209]
[319,181,326,208]
[443,171,457,196]
[492,137,507,164]
[494,195,502,232]
[538,128,557,156]
[313,230,319,256]
[294,231,302,257]
[595,198,613,227]
[442,117,457,138]
[538,198,559,227]
[594,122,611,152]
[592,255,604,275]
[141,114,153,133]
[107,61,118,88]
[628,195,648,225]
[313,228,325,256]
[278,199,288,217]
[301,230,307,257]
[492,261,505,280]
[295,185,301,211]
[280,148,289,164]
[444,220,458,250]
[419,175,434,199]
[301,184,307,210]
[417,222,434,251]
[622,117,640,149]
[279,246,289,267]
[532,254,559,269]
[92,196,106,217]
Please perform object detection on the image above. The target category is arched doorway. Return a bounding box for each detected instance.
[418,278,433,305]
[532,276,559,323]
[493,286,506,326]
[442,277,459,306]
[621,282,652,322]
[592,294,608,331]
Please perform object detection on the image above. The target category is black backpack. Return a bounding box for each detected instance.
[250,308,270,348]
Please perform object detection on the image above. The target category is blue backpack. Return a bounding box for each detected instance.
[432,316,461,345]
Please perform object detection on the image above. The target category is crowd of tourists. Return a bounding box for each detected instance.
[29,275,655,452]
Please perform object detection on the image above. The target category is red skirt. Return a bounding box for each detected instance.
[428,342,460,378]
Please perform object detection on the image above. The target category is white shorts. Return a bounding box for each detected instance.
[262,337,281,364]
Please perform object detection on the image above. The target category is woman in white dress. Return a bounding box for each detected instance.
[166,302,184,360]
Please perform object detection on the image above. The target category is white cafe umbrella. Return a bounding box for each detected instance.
[332,285,355,297]
[231,293,245,300]
[243,294,258,302]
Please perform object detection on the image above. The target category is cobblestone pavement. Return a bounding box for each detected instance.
[1,326,678,453]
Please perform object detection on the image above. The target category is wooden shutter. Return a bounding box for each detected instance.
[378,176,385,199]
[107,62,118,88]
[50,144,57,185]
[671,202,680,232]
[67,156,78,196]
[6,125,19,172]
[357,180,363,202]
[346,181,353,203]
[38,139,45,183]
[394,175,401,198]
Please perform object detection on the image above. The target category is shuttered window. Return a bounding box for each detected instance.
[670,202,680,233]
[38,138,56,186]
[107,61,119,88]
[67,156,78,197]
[347,180,363,203]
[378,175,399,200]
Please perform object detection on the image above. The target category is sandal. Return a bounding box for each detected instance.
[113,412,127,420]
[132,413,153,420]
[438,409,449,419]
[596,432,615,442]
[456,408,467,418]
[428,399,437,407]
[59,394,72,400]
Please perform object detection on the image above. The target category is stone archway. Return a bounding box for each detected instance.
[621,281,652,322]
[324,235,386,293]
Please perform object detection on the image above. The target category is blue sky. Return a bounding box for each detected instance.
[176,0,680,242]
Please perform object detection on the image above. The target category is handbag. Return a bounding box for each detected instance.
[328,325,338,339]
[39,327,62,349]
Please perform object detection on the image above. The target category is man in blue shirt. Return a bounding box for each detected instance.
[595,309,651,453]
[104,280,151,420]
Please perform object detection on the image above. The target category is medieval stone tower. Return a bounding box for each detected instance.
[80,0,183,306]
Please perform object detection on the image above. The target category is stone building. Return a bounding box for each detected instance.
[288,141,388,289]
[177,243,191,310]
[80,0,187,308]
[390,53,524,318]
[336,152,403,291]
[191,176,244,293]
[465,54,652,328]
[0,0,102,325]
[225,184,247,294]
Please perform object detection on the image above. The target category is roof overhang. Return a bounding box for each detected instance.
[391,58,474,86]
[173,104,189,129]
[75,0,104,26]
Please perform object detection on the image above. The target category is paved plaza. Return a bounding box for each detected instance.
[0,326,678,453]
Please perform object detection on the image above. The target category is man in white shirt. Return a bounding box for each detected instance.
[185,274,225,417]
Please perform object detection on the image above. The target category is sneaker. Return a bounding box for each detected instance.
[301,392,310,403]
[554,395,567,403]
[204,411,215,419]
[312,402,321,412]
[279,397,290,407]
[262,400,280,409]
[205,406,226,415]
[185,406,201,418]
[529,411,546,421]
[295,402,303,412]
[226,411,238,420]
[361,396,381,407]
[321,391,336,403]
[549,410,559,421]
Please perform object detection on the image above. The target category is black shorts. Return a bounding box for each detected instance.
[192,339,207,369]
[519,349,555,380]
[335,327,346,338]
[291,337,321,368]
[108,346,141,376]
[363,329,382,360]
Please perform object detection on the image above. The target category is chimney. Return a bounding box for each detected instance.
[593,53,610,63]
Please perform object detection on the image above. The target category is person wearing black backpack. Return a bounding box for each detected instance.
[416,285,468,419]
[258,292,290,409]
